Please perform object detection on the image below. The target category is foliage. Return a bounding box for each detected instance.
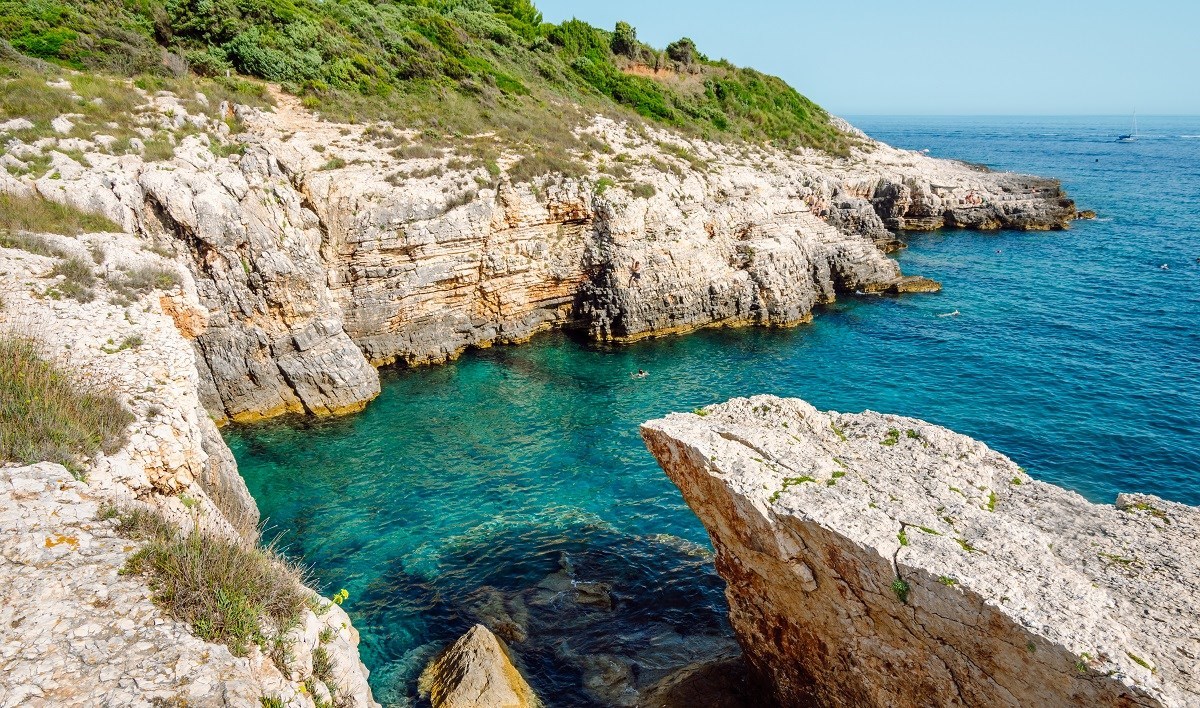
[50,257,97,302]
[0,333,131,475]
[611,21,638,57]
[665,37,699,65]
[119,505,311,657]
[0,1,854,153]
[0,193,121,236]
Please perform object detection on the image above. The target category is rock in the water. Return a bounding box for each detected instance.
[642,395,1199,708]
[863,275,942,294]
[641,655,774,708]
[419,624,540,708]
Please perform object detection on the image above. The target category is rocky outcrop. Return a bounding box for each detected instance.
[642,395,1198,707]
[418,624,540,708]
[0,233,378,707]
[2,81,1080,423]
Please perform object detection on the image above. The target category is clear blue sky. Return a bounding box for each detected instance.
[536,1,1200,115]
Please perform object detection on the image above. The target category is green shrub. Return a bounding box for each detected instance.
[109,264,181,301]
[50,257,97,302]
[0,1,853,154]
[0,232,69,258]
[0,333,131,475]
[119,507,310,657]
[629,182,656,199]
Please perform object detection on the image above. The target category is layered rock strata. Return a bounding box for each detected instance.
[2,81,1078,423]
[642,395,1198,708]
[0,234,377,707]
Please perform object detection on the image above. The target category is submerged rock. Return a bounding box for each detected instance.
[862,275,942,295]
[642,395,1199,707]
[419,624,540,708]
[641,654,774,708]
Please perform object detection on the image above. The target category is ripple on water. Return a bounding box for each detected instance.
[227,115,1200,704]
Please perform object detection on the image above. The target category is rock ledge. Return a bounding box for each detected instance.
[642,395,1198,707]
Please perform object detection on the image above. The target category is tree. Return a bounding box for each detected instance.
[666,37,699,66]
[611,21,637,57]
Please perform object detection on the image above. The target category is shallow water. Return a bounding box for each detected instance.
[227,115,1200,705]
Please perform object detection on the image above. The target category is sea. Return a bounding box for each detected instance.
[225,115,1200,706]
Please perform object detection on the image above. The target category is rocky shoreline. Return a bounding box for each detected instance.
[3,82,1080,426]
[643,396,1198,707]
[0,233,377,707]
[2,73,1089,706]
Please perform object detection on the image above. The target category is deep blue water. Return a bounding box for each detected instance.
[226,116,1200,706]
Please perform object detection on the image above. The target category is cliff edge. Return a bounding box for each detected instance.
[0,231,378,707]
[1,60,1078,424]
[642,395,1197,707]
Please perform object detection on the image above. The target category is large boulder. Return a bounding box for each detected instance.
[419,624,540,708]
[642,395,1198,707]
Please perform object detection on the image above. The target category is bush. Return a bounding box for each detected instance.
[0,333,132,475]
[629,182,656,199]
[611,21,637,57]
[119,507,311,657]
[109,264,181,301]
[0,232,69,258]
[666,37,699,65]
[0,1,854,154]
[50,257,97,302]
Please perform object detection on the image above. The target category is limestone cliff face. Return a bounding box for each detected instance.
[642,396,1198,708]
[2,87,1079,423]
[0,233,378,707]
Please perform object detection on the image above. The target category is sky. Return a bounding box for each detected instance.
[535,0,1200,116]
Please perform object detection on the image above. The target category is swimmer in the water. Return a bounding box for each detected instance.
[1161,264,1170,270]
[937,310,960,317]
[632,369,648,379]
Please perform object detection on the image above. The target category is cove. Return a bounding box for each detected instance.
[227,116,1200,705]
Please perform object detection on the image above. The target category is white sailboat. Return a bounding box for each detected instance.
[1117,112,1138,142]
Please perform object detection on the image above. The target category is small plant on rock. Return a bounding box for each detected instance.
[0,333,131,476]
[117,506,310,658]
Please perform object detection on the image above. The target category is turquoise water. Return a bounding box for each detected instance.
[227,116,1200,705]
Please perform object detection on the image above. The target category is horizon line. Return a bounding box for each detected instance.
[839,113,1199,118]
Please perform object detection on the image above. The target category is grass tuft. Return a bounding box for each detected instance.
[0,333,131,475]
[118,506,311,658]
[0,193,121,236]
[0,232,69,258]
[50,257,97,302]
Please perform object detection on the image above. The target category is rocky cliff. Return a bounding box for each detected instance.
[642,396,1198,708]
[2,78,1079,424]
[0,232,377,707]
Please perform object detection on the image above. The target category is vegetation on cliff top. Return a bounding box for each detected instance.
[0,0,852,153]
[0,333,131,476]
[117,505,311,658]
